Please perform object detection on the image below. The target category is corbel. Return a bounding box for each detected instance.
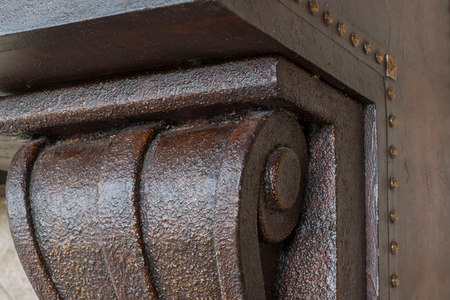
[1,56,373,299]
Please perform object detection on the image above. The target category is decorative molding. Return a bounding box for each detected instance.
[4,57,371,299]
[6,111,337,299]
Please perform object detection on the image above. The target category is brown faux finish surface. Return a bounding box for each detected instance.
[277,126,337,299]
[6,138,61,300]
[97,125,160,299]
[0,0,388,105]
[0,2,282,94]
[0,56,366,138]
[1,0,449,298]
[7,111,319,299]
[276,59,366,299]
[213,111,308,298]
[0,58,280,135]
[384,1,450,298]
[31,136,117,299]
[4,57,369,298]
[140,121,231,299]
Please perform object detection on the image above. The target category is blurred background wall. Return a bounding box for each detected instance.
[0,171,37,299]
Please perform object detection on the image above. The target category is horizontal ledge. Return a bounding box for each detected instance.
[0,55,361,137]
[0,57,281,135]
[0,55,364,171]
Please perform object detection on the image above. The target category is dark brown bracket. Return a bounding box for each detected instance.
[5,57,375,299]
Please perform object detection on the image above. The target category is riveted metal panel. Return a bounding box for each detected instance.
[0,0,448,299]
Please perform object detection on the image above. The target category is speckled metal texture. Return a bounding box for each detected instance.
[4,57,370,299]
[0,57,281,136]
[7,110,316,299]
[277,126,337,299]
[30,135,117,299]
[2,0,449,298]
[139,121,233,299]
[211,111,308,299]
[6,137,61,300]
[97,125,160,299]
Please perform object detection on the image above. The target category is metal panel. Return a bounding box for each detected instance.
[0,0,448,298]
[385,1,450,298]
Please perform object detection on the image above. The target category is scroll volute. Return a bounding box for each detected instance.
[7,110,313,299]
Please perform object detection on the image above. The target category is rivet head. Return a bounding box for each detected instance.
[390,177,398,190]
[391,241,399,255]
[309,0,319,16]
[388,88,396,100]
[390,210,398,223]
[363,41,372,55]
[324,11,333,26]
[386,55,398,81]
[389,115,397,128]
[337,22,346,37]
[351,33,359,47]
[389,146,398,159]
[391,274,400,288]
[375,50,384,63]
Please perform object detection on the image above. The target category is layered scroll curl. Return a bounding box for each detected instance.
[7,111,312,299]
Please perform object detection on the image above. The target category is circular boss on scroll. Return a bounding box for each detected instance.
[228,111,308,298]
[246,112,308,244]
[214,111,308,298]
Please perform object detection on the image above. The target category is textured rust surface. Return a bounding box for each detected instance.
[140,121,233,299]
[6,138,61,300]
[7,111,317,299]
[30,136,117,299]
[277,126,337,299]
[213,111,308,299]
[0,57,280,135]
[0,56,365,139]
[97,125,160,299]
[261,147,303,243]
[1,0,449,298]
[4,56,370,299]
[276,58,367,299]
